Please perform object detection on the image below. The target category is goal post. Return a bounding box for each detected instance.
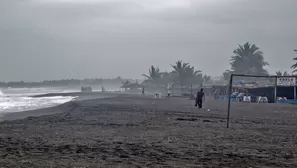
[226,74,296,128]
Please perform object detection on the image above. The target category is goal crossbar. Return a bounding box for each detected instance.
[230,74,294,78]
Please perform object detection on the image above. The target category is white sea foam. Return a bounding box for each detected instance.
[0,88,76,114]
[0,90,4,97]
[0,86,120,114]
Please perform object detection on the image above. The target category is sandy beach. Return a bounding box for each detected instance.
[1,95,297,167]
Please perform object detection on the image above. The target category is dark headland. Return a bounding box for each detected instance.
[1,95,297,167]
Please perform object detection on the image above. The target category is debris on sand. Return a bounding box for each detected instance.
[176,118,197,121]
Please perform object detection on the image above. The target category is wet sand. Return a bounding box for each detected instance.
[1,96,297,167]
[31,91,121,98]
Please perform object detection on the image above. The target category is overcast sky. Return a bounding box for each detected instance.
[1,0,296,81]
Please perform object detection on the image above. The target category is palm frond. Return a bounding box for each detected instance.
[291,63,297,69]
[283,71,290,76]
[142,74,151,79]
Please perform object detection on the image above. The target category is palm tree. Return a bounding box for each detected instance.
[284,71,290,76]
[221,70,232,82]
[230,42,269,75]
[292,50,297,73]
[275,71,282,76]
[142,66,162,84]
[171,60,188,86]
[276,71,290,76]
[160,71,176,86]
[171,60,202,86]
[203,75,211,84]
[184,65,203,84]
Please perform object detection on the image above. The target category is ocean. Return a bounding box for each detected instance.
[0,88,77,116]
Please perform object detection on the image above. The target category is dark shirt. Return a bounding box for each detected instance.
[197,91,204,100]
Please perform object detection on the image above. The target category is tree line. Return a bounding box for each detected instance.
[142,60,211,87]
[0,77,134,88]
[142,42,297,86]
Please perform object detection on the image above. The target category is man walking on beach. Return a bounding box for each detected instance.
[195,88,205,109]
[213,89,218,100]
[167,88,171,98]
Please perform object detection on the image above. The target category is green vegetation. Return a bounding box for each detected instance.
[221,70,232,82]
[203,75,212,84]
[142,66,163,85]
[141,43,295,88]
[229,42,269,76]
[141,61,205,88]
[276,71,290,76]
[171,60,203,86]
[219,42,273,82]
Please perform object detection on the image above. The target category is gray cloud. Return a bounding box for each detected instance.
[0,0,297,81]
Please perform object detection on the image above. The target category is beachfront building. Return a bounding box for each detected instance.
[120,81,144,93]
[81,86,92,92]
[216,77,297,104]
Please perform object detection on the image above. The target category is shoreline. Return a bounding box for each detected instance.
[30,91,142,98]
[31,91,116,97]
[0,101,78,121]
[1,92,146,121]
[0,92,112,121]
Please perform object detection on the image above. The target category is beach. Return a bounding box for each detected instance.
[1,95,297,167]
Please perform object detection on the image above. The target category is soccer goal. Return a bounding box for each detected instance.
[226,74,296,128]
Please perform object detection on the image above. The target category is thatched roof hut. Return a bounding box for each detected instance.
[120,81,144,90]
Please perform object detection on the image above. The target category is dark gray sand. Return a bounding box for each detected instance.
[1,96,297,167]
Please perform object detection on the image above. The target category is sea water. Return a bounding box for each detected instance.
[0,88,76,114]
